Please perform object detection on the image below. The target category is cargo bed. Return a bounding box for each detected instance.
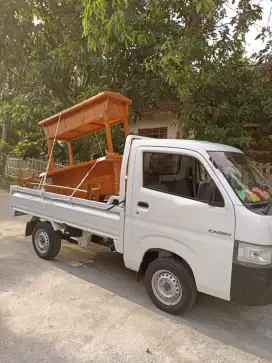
[10,186,122,242]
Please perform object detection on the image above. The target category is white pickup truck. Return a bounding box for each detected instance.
[10,135,272,314]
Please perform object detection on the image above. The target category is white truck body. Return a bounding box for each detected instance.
[10,187,123,245]
[10,136,272,313]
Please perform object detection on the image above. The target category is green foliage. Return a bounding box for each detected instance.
[0,0,161,160]
[0,140,12,154]
[82,0,262,96]
[0,140,12,174]
[187,64,272,148]
[0,0,104,160]
[0,0,271,162]
[82,0,268,150]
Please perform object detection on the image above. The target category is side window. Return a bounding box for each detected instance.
[143,152,224,206]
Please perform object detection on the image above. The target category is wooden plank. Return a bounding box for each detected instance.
[67,141,74,165]
[104,114,114,153]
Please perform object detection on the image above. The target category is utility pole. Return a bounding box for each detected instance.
[1,123,7,143]
[1,73,10,143]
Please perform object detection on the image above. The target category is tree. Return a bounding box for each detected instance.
[0,0,104,159]
[0,0,271,162]
[0,0,146,159]
[185,62,272,147]
[82,0,266,147]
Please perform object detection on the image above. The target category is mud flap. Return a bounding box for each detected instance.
[25,217,40,237]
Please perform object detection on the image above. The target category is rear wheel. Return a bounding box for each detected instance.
[144,257,197,315]
[32,222,61,260]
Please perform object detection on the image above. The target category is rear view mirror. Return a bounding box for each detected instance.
[197,181,215,205]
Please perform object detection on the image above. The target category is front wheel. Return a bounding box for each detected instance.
[32,222,61,260]
[144,257,197,315]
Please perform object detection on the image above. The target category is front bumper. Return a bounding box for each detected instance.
[230,262,272,306]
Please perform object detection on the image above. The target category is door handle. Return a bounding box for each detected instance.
[137,201,149,209]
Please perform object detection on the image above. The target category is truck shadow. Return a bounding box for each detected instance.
[53,243,272,362]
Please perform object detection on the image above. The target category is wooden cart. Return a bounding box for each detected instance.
[19,92,132,201]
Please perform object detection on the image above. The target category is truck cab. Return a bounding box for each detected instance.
[121,137,272,313]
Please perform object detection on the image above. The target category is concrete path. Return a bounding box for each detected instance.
[0,190,270,362]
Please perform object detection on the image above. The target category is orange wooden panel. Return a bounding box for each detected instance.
[20,157,123,200]
[40,92,131,141]
[47,156,122,197]
[67,141,74,165]
[33,92,131,201]
[107,98,128,121]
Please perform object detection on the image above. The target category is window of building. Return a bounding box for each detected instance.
[138,127,168,139]
[143,152,224,206]
[149,153,181,175]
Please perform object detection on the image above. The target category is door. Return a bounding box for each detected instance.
[124,146,235,300]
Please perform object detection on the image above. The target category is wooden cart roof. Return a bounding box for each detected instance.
[39,92,132,141]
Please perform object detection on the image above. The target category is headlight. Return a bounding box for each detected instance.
[234,241,272,266]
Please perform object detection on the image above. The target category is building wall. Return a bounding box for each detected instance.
[129,111,182,139]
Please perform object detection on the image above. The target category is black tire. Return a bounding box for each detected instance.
[32,222,61,260]
[52,231,62,257]
[144,257,197,315]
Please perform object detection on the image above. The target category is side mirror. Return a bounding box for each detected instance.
[197,181,215,205]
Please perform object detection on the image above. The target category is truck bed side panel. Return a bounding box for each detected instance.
[10,186,122,241]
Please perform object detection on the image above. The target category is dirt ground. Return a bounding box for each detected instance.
[0,189,271,362]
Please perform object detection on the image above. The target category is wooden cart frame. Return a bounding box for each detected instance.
[20,92,132,201]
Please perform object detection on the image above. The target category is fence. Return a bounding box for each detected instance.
[5,157,67,179]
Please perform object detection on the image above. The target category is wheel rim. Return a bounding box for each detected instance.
[35,230,50,254]
[151,269,182,306]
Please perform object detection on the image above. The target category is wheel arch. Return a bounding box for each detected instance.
[138,248,195,282]
[25,217,63,237]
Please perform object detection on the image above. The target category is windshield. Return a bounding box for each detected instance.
[208,151,272,205]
